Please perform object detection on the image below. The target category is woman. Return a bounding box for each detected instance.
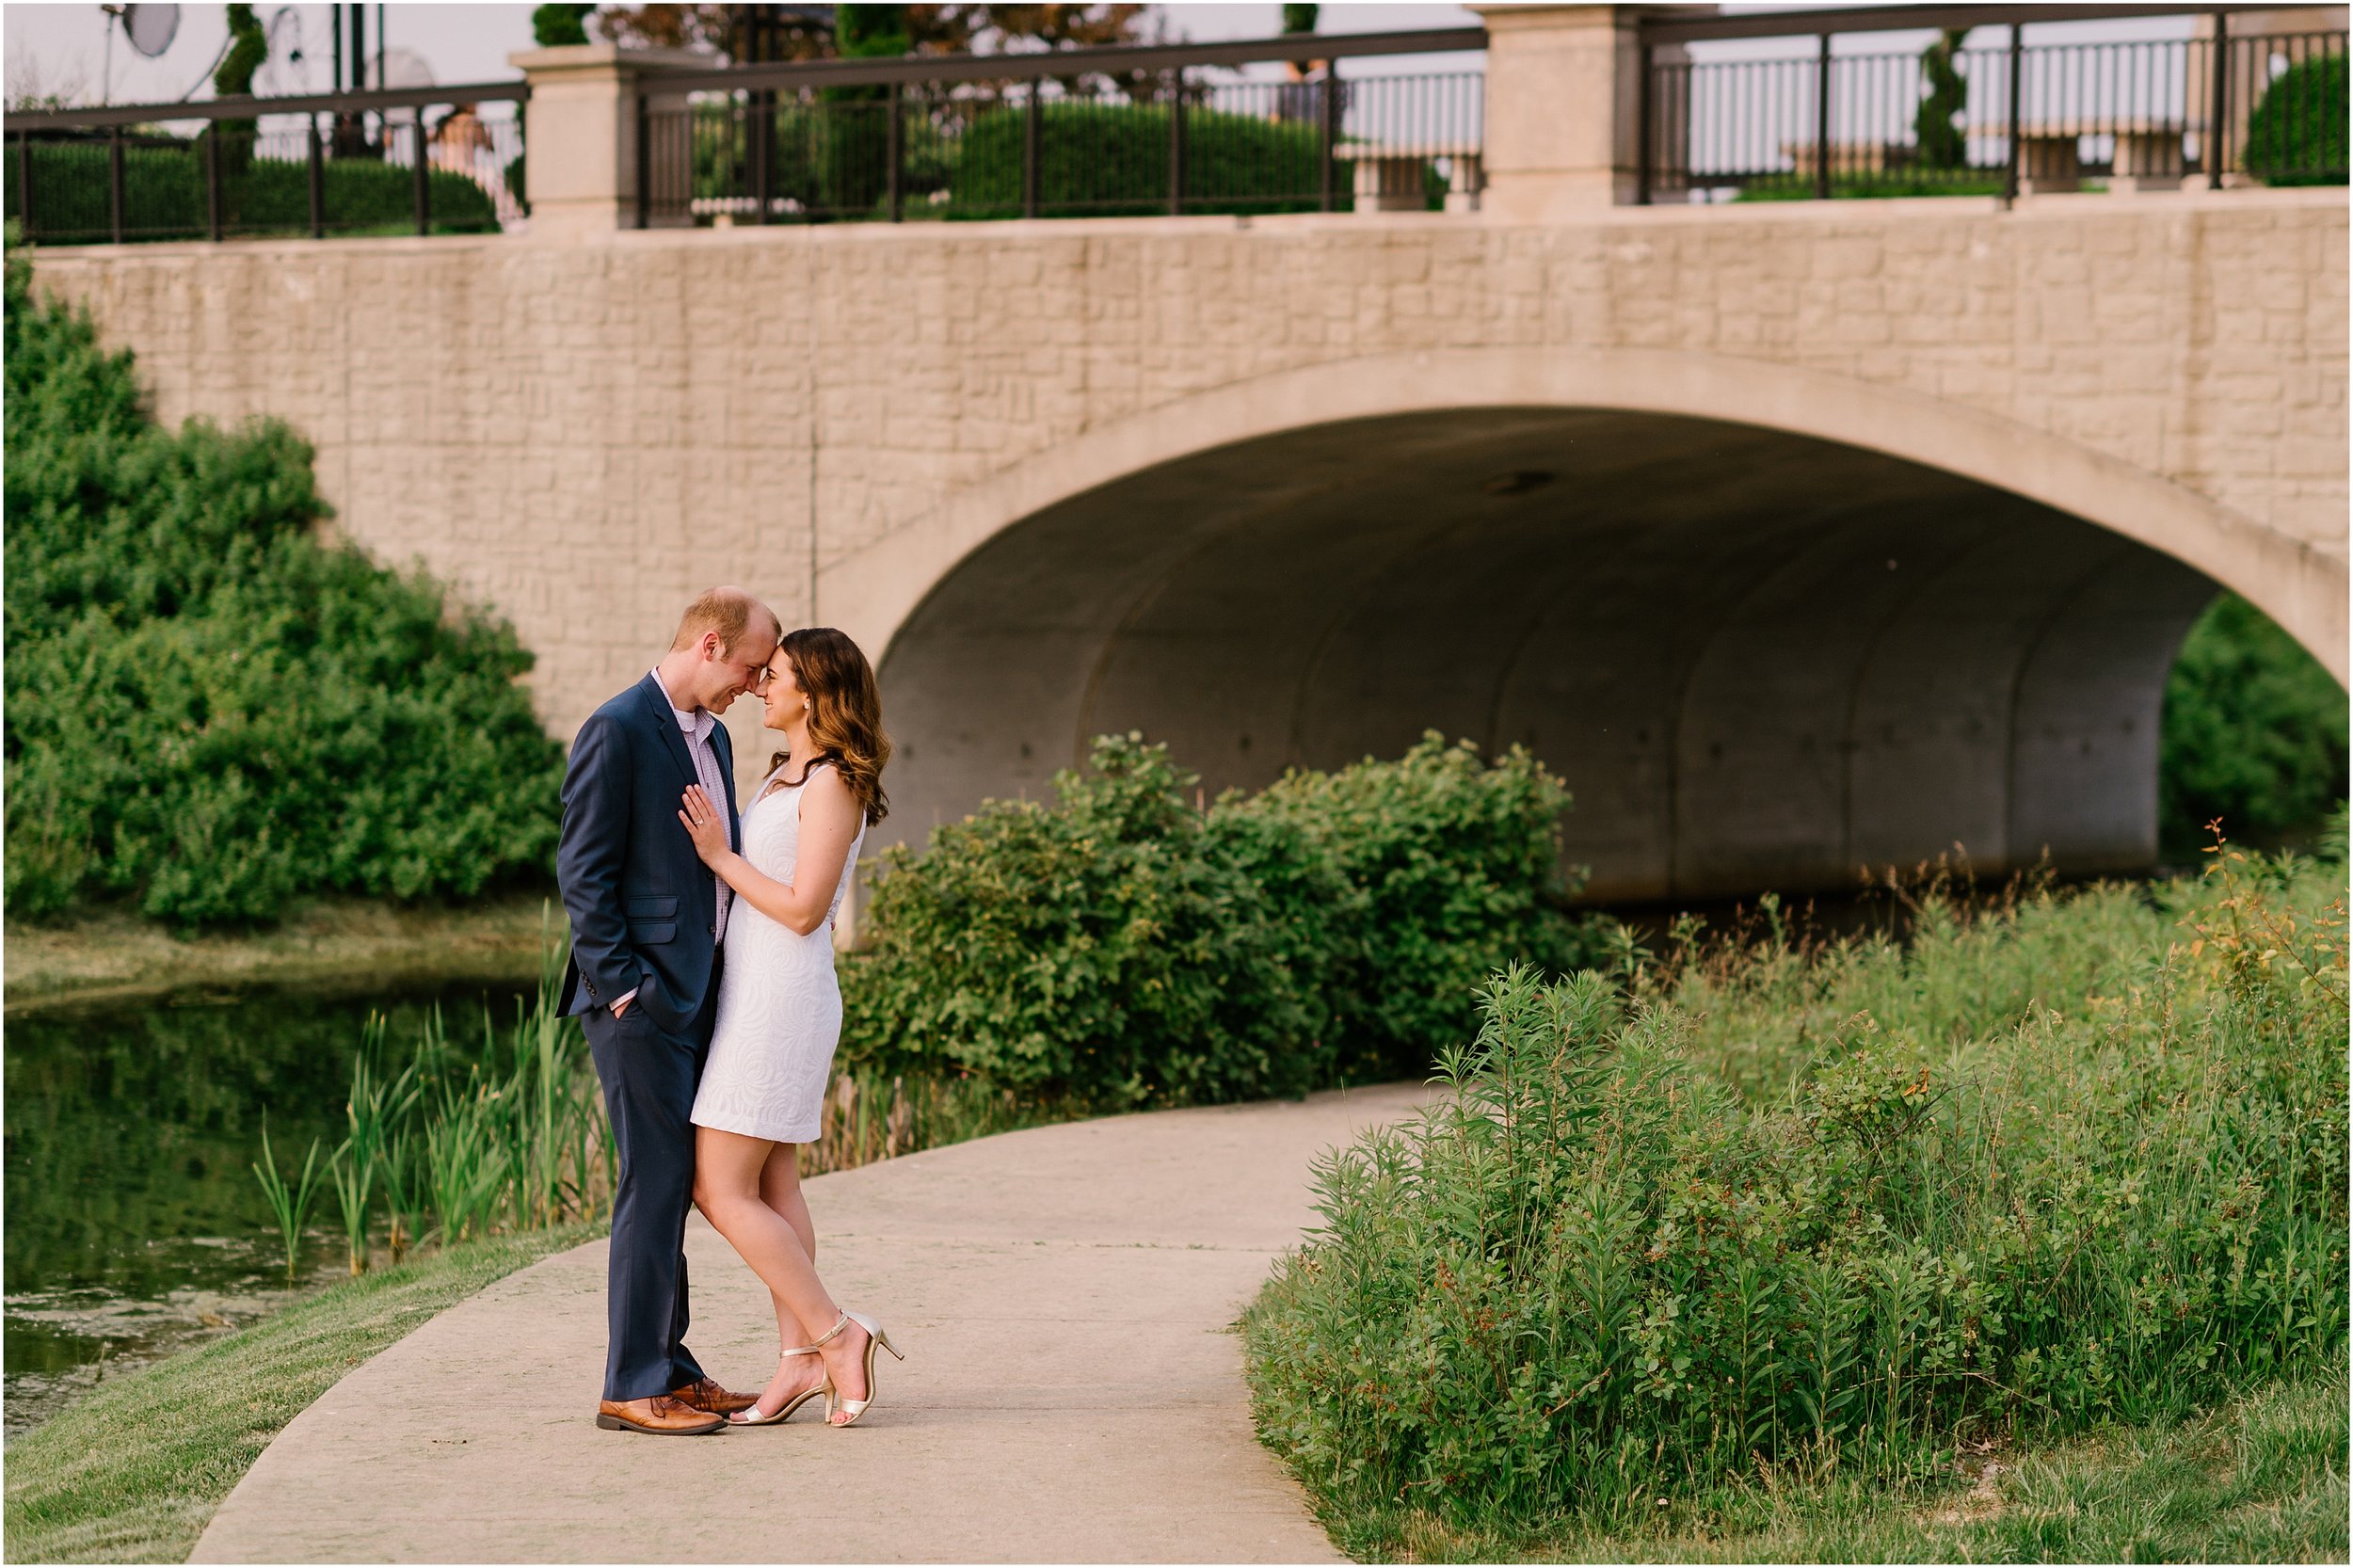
[677,625,903,1427]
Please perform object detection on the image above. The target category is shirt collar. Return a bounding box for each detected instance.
[649,668,712,740]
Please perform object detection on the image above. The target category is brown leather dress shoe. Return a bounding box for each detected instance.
[595,1394,726,1435]
[671,1376,760,1416]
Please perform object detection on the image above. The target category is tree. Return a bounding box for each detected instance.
[1281,4,1318,33]
[532,4,598,46]
[1913,27,1969,171]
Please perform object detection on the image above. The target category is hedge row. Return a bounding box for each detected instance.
[4,141,504,242]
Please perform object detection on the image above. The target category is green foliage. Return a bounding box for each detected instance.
[1282,4,1320,33]
[1246,844,2348,1539]
[214,4,267,97]
[841,732,1593,1107]
[815,5,913,214]
[1913,29,1969,171]
[836,4,911,55]
[951,101,1339,218]
[2161,592,2348,855]
[3,140,504,241]
[1218,733,1591,1079]
[4,252,565,923]
[530,2,595,47]
[204,4,269,179]
[1737,175,2007,200]
[2243,52,2348,186]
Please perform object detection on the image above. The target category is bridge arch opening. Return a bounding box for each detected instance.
[872,405,2226,903]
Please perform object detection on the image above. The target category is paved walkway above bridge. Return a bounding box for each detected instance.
[190,1083,1427,1563]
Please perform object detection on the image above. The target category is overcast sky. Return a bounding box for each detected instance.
[2,1,2189,110]
[1,3,1486,106]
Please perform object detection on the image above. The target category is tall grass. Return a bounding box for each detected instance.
[1245,834,2348,1542]
[249,924,616,1271]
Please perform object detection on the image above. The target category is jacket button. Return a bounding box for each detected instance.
[709,925,718,937]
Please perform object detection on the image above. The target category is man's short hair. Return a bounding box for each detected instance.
[671,587,778,655]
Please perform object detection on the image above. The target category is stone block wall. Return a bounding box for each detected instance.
[26,188,2345,780]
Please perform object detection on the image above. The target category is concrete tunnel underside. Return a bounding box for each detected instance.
[876,408,2221,903]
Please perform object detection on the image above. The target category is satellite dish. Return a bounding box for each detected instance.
[371,47,435,91]
[121,3,179,57]
[371,48,436,124]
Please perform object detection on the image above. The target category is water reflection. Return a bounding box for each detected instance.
[3,981,530,1438]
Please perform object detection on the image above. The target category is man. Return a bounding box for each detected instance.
[559,586,782,1435]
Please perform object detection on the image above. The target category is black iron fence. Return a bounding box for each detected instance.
[637,29,1485,227]
[1643,6,2348,202]
[5,84,527,245]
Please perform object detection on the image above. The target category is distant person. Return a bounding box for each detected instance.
[676,626,904,1427]
[558,586,779,1435]
[429,102,523,228]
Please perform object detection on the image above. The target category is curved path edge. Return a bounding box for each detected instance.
[191,1082,1427,1563]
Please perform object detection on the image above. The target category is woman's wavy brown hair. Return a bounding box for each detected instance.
[771,626,890,825]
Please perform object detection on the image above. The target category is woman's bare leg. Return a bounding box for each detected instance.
[761,1144,816,1265]
[757,1145,818,1366]
[692,1126,872,1419]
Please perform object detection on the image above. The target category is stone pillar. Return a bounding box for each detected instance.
[509,44,713,238]
[1470,4,1661,216]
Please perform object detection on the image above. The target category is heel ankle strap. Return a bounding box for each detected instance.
[807,1312,853,1351]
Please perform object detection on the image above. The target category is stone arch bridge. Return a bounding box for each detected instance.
[29,187,2345,901]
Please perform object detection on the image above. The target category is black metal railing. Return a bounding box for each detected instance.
[637,28,1485,227]
[1641,4,2347,202]
[5,83,527,245]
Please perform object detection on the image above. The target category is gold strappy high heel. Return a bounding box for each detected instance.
[811,1310,903,1427]
[727,1342,829,1428]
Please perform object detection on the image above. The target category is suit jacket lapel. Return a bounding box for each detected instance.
[712,724,741,853]
[636,674,699,791]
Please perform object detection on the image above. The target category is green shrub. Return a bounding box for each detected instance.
[2161,592,2348,856]
[2244,52,2349,186]
[1245,847,2348,1537]
[840,734,1326,1106]
[2,142,503,242]
[4,250,565,924]
[949,101,1343,218]
[840,731,1593,1107]
[1216,733,1591,1080]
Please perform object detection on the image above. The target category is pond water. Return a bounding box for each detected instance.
[3,980,532,1440]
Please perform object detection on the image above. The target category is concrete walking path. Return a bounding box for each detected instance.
[191,1082,1426,1563]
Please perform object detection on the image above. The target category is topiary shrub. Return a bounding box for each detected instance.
[4,249,565,924]
[2243,52,2348,185]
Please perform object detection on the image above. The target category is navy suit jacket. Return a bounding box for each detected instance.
[557,674,740,1034]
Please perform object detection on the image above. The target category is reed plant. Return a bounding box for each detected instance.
[327,1021,419,1273]
[248,1117,324,1288]
[1245,832,2348,1542]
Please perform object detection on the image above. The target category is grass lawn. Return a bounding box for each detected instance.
[1306,1372,2348,1562]
[2,1224,596,1564]
[3,893,560,1014]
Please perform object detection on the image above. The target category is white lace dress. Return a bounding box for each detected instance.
[692,763,866,1145]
